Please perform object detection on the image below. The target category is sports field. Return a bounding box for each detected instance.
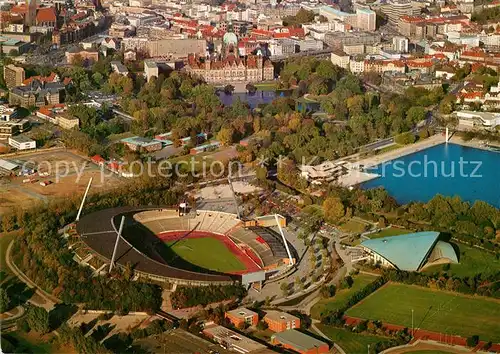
[310,274,379,319]
[316,325,389,353]
[347,283,500,342]
[165,237,246,273]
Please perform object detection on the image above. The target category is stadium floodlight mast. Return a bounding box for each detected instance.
[109,216,125,273]
[274,214,294,266]
[76,177,93,221]
[227,175,241,220]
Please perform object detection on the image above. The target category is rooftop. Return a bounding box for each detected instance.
[271,329,328,351]
[226,307,258,319]
[264,310,300,323]
[360,231,442,271]
[9,134,34,143]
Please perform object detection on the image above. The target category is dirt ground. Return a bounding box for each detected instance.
[0,150,123,215]
[67,311,152,340]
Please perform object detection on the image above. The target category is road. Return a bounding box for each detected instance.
[5,240,58,310]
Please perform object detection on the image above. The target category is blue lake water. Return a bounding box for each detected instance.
[217,91,277,108]
[362,143,500,208]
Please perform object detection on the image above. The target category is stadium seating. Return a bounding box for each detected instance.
[230,228,280,268]
[248,226,290,259]
[130,209,291,270]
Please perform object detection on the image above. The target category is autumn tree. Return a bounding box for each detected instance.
[323,197,345,223]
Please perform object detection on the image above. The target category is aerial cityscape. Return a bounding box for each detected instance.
[0,0,499,352]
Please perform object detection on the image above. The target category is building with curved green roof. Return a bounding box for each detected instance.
[359,231,458,272]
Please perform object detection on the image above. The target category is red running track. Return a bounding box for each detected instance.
[157,230,262,275]
[344,316,500,352]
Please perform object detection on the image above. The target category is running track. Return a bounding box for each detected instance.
[158,231,262,275]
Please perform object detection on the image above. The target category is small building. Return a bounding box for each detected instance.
[121,136,162,152]
[91,155,106,166]
[0,158,20,175]
[189,141,221,155]
[263,310,300,332]
[110,61,129,76]
[271,329,329,354]
[225,307,259,328]
[8,134,36,150]
[202,324,271,353]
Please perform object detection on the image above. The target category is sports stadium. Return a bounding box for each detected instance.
[71,207,297,286]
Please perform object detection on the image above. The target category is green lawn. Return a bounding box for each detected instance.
[316,325,389,353]
[311,274,379,320]
[339,219,369,234]
[423,244,500,277]
[254,82,277,91]
[164,237,246,273]
[347,283,500,342]
[368,227,413,239]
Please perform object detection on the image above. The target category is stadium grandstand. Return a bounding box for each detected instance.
[71,207,296,287]
[352,231,458,272]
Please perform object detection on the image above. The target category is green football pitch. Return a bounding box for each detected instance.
[347,283,500,342]
[161,237,246,273]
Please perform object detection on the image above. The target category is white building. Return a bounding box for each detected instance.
[456,110,500,130]
[8,135,36,150]
[331,51,350,69]
[300,161,350,185]
[392,36,409,53]
[350,59,365,73]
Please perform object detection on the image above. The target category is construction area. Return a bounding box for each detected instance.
[0,149,122,215]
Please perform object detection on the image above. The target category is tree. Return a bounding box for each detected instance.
[323,197,345,223]
[280,282,289,297]
[406,106,426,125]
[256,320,268,330]
[342,275,354,289]
[466,335,479,347]
[0,288,10,313]
[217,127,235,146]
[26,306,50,333]
[394,132,416,145]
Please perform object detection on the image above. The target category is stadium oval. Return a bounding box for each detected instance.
[74,207,295,287]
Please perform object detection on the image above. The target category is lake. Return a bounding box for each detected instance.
[217,91,277,108]
[362,143,500,208]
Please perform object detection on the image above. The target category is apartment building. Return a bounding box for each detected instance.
[3,64,25,89]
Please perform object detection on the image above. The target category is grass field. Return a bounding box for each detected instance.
[339,219,369,234]
[310,274,379,319]
[165,238,246,273]
[316,325,389,353]
[423,244,500,277]
[347,283,500,342]
[368,227,413,239]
